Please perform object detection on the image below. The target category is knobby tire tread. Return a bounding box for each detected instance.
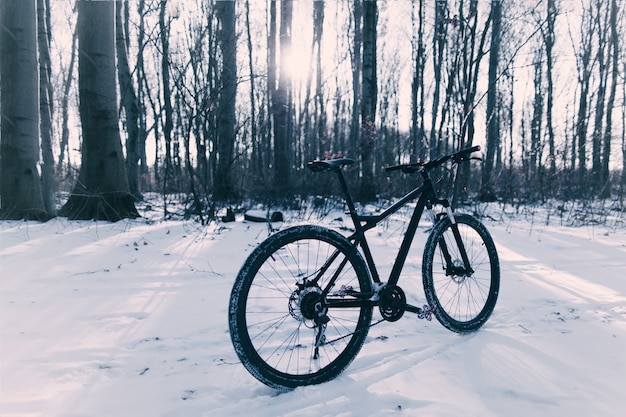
[229,225,373,390]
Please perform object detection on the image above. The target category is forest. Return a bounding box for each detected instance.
[0,0,624,222]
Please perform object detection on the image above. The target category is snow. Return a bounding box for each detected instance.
[1,204,625,417]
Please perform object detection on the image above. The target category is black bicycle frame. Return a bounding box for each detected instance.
[335,167,441,287]
[310,165,473,311]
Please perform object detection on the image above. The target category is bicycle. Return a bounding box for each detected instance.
[228,145,500,391]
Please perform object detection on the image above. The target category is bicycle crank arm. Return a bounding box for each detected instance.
[392,299,421,314]
[389,298,437,321]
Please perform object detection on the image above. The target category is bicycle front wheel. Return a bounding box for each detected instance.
[422,214,500,333]
[229,225,373,390]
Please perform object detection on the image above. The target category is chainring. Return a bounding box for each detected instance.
[378,285,406,322]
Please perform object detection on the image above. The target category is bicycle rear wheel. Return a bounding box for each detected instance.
[229,225,373,390]
[422,214,500,333]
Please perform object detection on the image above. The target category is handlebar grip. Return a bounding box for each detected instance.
[460,145,480,155]
[454,145,481,160]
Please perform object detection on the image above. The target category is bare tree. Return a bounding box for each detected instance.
[358,0,378,202]
[572,7,594,187]
[116,0,142,201]
[0,0,48,220]
[544,0,557,176]
[214,0,237,200]
[56,11,77,180]
[590,0,610,193]
[313,1,326,160]
[159,0,175,194]
[59,0,138,220]
[272,0,294,195]
[411,0,426,162]
[603,0,621,196]
[430,0,448,159]
[349,0,362,161]
[481,0,502,201]
[38,0,56,214]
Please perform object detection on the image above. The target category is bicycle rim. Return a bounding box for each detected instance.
[231,226,372,389]
[424,215,499,332]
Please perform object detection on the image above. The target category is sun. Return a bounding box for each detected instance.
[282,47,311,84]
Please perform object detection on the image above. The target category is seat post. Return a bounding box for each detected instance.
[335,168,361,226]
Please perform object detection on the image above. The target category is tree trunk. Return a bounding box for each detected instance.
[272,0,293,195]
[116,0,141,201]
[37,0,56,215]
[481,0,502,202]
[136,0,149,189]
[0,0,48,220]
[411,0,426,162]
[591,2,609,194]
[530,55,543,182]
[430,0,447,159]
[58,0,138,221]
[545,0,557,176]
[214,0,237,200]
[245,0,260,179]
[57,24,77,178]
[602,0,620,197]
[313,0,326,159]
[159,0,174,194]
[358,0,377,202]
[349,0,362,160]
[575,8,594,189]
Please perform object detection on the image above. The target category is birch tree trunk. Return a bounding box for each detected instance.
[0,0,48,220]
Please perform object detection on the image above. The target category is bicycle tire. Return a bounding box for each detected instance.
[229,225,373,390]
[422,214,500,333]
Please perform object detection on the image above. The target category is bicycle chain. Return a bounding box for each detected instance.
[320,304,437,347]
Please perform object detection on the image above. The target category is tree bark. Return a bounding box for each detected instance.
[37,0,56,215]
[574,8,594,188]
[214,0,237,200]
[481,0,502,202]
[349,0,362,161]
[116,0,141,201]
[544,0,557,176]
[245,0,260,178]
[591,1,609,193]
[602,0,620,196]
[57,23,77,177]
[58,0,138,221]
[272,0,293,195]
[159,0,174,194]
[358,0,377,202]
[411,0,426,162]
[313,0,326,160]
[0,0,48,220]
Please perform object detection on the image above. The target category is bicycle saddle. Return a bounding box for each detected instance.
[307,158,356,172]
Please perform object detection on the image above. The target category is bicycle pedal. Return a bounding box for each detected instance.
[417,304,437,321]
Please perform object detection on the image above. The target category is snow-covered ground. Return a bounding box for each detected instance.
[1,203,625,417]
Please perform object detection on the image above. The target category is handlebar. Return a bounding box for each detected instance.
[384,145,481,174]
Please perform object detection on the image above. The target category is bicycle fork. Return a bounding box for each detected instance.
[437,204,474,277]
